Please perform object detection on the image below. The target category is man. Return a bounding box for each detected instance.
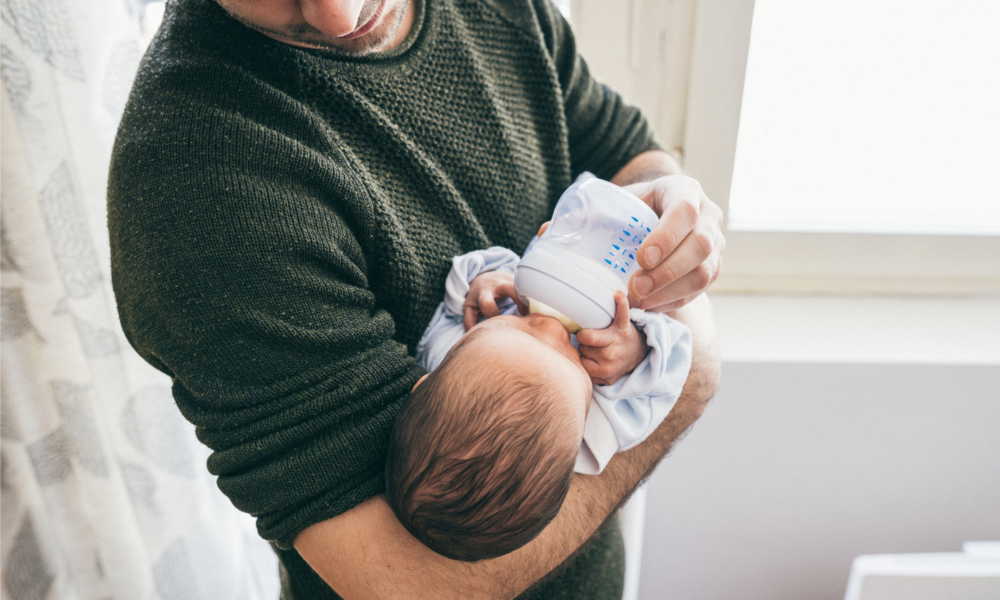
[108,0,724,597]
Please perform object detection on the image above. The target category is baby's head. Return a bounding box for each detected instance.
[385,314,593,562]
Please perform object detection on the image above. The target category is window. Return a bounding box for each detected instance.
[729,0,1000,236]
[683,0,1000,294]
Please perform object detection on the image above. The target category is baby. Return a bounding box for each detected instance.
[385,238,692,562]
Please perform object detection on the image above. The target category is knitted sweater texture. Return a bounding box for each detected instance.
[109,0,658,596]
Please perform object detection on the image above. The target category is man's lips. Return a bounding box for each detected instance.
[338,0,387,40]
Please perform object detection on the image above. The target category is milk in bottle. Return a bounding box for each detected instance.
[515,178,658,332]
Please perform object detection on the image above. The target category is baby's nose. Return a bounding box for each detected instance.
[529,313,569,337]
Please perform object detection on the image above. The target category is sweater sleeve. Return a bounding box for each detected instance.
[535,0,663,180]
[108,79,425,549]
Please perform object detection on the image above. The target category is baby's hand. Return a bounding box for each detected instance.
[577,291,648,386]
[463,271,529,331]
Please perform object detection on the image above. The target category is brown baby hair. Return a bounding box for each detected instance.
[385,332,581,562]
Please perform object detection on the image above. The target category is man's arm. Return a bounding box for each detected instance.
[610,148,685,186]
[294,294,719,600]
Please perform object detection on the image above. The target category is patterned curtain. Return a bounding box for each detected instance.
[0,1,279,599]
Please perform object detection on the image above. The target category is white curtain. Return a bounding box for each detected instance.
[0,0,280,598]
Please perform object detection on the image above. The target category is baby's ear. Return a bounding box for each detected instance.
[412,374,429,392]
[537,221,551,237]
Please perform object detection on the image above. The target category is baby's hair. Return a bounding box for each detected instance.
[385,332,580,562]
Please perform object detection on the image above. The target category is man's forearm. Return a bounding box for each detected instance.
[294,295,720,600]
[610,149,684,187]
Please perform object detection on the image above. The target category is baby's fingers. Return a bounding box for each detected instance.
[463,306,481,331]
[477,289,501,319]
[579,352,622,386]
[579,355,603,381]
[578,343,608,363]
[610,291,632,332]
[493,280,529,315]
[576,292,632,347]
[576,327,613,348]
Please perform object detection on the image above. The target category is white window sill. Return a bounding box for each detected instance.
[710,294,1000,365]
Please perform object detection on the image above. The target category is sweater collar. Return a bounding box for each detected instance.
[179,0,436,78]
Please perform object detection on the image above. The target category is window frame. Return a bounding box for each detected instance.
[683,0,1000,295]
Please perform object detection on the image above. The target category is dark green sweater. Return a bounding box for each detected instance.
[109,0,658,596]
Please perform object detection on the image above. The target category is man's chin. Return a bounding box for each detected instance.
[271,32,391,55]
[258,3,406,57]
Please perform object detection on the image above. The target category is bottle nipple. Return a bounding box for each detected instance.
[527,298,582,333]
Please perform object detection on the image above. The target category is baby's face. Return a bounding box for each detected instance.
[464,313,593,429]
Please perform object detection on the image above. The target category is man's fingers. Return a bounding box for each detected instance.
[634,260,719,310]
[639,293,698,314]
[632,224,711,297]
[631,225,723,304]
[638,204,696,271]
[635,179,705,271]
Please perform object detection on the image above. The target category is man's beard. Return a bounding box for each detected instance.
[353,0,384,30]
[222,0,410,57]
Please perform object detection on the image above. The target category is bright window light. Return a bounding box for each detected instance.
[144,1,166,34]
[728,0,1000,235]
[140,1,166,50]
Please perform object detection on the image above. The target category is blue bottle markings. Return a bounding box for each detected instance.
[601,218,651,276]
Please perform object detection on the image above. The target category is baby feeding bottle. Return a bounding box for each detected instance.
[515,178,658,332]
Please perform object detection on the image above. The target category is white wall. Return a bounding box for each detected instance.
[570,0,696,155]
[637,361,1000,599]
[569,5,1000,597]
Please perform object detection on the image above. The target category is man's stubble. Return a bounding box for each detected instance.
[216,0,411,57]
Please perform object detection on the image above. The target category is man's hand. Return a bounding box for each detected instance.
[463,271,528,331]
[611,151,726,313]
[577,291,647,385]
